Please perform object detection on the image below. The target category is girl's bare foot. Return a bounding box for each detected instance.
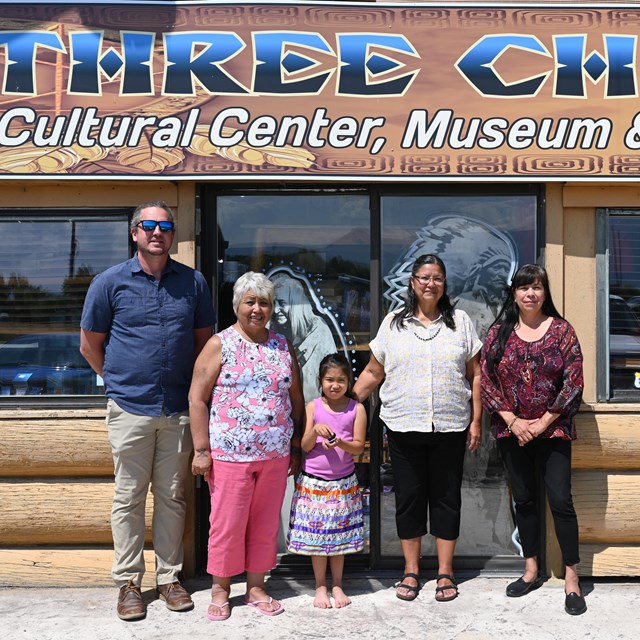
[332,586,351,608]
[313,586,332,609]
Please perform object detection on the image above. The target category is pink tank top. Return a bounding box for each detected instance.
[303,397,357,480]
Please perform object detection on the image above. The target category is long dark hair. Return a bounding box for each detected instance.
[318,352,353,398]
[391,254,456,331]
[484,264,563,374]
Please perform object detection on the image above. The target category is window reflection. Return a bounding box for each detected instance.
[0,213,129,396]
[269,268,347,402]
[217,194,371,400]
[216,193,371,553]
[609,215,640,399]
[380,194,537,559]
[0,333,97,396]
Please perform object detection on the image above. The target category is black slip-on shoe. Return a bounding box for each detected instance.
[565,592,587,615]
[506,574,544,597]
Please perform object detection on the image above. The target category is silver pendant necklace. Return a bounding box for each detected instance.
[413,324,442,342]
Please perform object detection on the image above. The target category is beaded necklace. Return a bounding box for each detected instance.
[413,324,442,342]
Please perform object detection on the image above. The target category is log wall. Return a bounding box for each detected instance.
[543,185,640,578]
[0,181,197,587]
[2,181,640,584]
[0,411,164,587]
[570,409,640,576]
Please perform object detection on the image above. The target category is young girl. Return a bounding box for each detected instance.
[287,353,367,609]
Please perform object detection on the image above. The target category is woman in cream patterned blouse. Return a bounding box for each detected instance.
[353,254,482,603]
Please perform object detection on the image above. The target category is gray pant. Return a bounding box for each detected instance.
[106,399,192,587]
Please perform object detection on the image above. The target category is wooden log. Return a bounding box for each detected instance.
[0,419,113,476]
[0,548,157,588]
[573,471,640,543]
[0,480,152,545]
[182,471,196,578]
[0,182,178,208]
[0,409,106,419]
[563,212,596,401]
[573,412,640,469]
[564,185,640,208]
[579,544,640,577]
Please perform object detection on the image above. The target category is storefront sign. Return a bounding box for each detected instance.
[0,2,639,179]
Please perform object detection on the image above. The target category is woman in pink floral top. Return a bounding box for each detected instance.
[189,272,304,621]
[481,264,586,616]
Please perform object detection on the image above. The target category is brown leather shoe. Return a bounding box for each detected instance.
[157,581,194,612]
[117,580,146,621]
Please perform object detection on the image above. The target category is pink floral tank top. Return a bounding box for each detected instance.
[209,326,293,462]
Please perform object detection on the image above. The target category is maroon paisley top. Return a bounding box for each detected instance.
[480,318,584,440]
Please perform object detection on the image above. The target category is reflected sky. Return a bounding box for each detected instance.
[218,194,371,271]
[0,218,129,294]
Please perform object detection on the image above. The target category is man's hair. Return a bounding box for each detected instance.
[131,201,176,231]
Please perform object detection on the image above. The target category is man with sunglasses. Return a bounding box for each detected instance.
[80,201,215,621]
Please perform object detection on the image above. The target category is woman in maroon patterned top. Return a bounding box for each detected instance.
[480,264,586,616]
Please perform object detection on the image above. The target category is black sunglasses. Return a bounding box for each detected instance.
[136,220,175,232]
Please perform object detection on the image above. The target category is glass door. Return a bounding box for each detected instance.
[199,186,540,571]
[379,193,538,567]
[206,190,373,560]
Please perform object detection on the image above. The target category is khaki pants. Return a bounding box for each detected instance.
[106,399,192,587]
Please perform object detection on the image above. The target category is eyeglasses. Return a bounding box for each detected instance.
[413,275,445,285]
[136,220,175,232]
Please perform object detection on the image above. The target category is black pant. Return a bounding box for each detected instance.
[386,427,467,541]
[499,436,580,566]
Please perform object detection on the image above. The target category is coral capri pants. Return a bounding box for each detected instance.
[207,456,289,577]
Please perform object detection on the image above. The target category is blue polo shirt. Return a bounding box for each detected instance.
[80,254,215,416]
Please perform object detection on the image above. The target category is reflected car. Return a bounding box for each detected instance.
[625,295,640,318]
[0,333,100,396]
[609,295,640,395]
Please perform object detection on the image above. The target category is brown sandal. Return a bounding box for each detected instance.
[395,573,421,601]
[434,574,459,602]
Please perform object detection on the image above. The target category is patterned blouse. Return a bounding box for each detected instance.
[480,317,584,440]
[369,308,482,433]
[209,326,294,462]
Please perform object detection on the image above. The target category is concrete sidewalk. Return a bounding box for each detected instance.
[1,575,638,640]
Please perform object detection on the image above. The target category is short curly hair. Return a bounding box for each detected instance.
[232,272,275,314]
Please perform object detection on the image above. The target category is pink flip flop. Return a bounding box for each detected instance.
[244,597,284,616]
[207,601,230,621]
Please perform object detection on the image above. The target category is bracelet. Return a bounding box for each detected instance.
[507,417,517,432]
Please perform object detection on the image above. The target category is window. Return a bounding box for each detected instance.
[211,190,372,554]
[380,192,538,559]
[0,211,130,397]
[601,210,640,401]
[202,185,542,570]
[214,192,372,396]
[381,193,538,338]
